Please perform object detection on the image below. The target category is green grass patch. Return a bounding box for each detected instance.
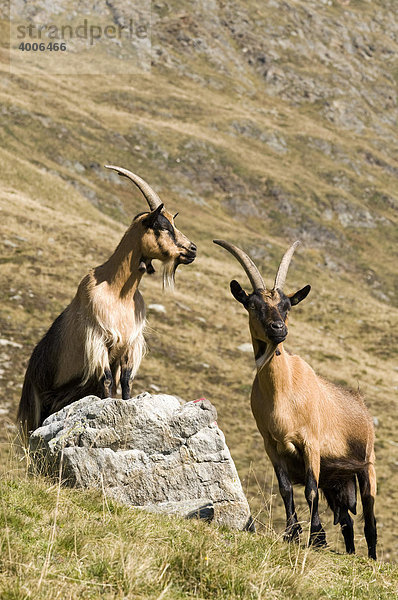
[1,472,398,599]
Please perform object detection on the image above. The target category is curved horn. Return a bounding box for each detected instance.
[273,240,301,291]
[213,240,266,291]
[104,165,162,211]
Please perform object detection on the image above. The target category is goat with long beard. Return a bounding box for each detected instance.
[18,166,197,439]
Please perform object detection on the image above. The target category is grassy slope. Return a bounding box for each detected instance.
[0,0,397,592]
[1,468,398,599]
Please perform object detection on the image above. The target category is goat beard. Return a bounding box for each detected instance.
[255,341,278,371]
[162,258,177,292]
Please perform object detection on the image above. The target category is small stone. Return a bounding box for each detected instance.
[237,343,253,353]
[0,338,23,348]
[3,240,17,248]
[175,301,191,312]
[148,304,166,314]
[74,162,86,173]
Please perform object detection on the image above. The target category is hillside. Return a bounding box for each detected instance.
[0,0,397,573]
[1,471,398,599]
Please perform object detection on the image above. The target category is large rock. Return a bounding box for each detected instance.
[29,393,253,530]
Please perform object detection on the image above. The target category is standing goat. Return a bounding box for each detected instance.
[18,166,197,438]
[214,239,377,559]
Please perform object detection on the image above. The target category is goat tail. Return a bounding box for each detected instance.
[320,454,377,524]
[17,375,41,445]
[45,377,103,416]
[320,455,371,482]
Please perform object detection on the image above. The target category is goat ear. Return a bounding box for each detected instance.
[289,284,311,306]
[142,203,164,228]
[230,280,249,306]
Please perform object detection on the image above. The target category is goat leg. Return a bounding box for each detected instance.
[101,368,113,399]
[120,367,132,400]
[357,466,377,560]
[339,508,355,554]
[305,468,327,548]
[323,483,356,555]
[274,463,302,542]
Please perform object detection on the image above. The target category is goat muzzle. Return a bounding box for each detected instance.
[267,320,288,343]
[178,242,197,265]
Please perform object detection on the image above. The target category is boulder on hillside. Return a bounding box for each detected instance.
[29,393,253,531]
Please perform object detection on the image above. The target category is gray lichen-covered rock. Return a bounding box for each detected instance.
[29,393,252,530]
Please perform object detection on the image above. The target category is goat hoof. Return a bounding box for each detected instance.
[309,527,327,548]
[368,548,377,560]
[284,522,302,542]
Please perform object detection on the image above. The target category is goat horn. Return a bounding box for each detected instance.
[104,165,162,211]
[273,240,301,291]
[213,240,266,291]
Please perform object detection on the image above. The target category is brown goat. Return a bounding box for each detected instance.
[18,166,197,439]
[214,239,377,559]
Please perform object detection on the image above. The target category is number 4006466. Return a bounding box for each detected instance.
[18,42,67,51]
